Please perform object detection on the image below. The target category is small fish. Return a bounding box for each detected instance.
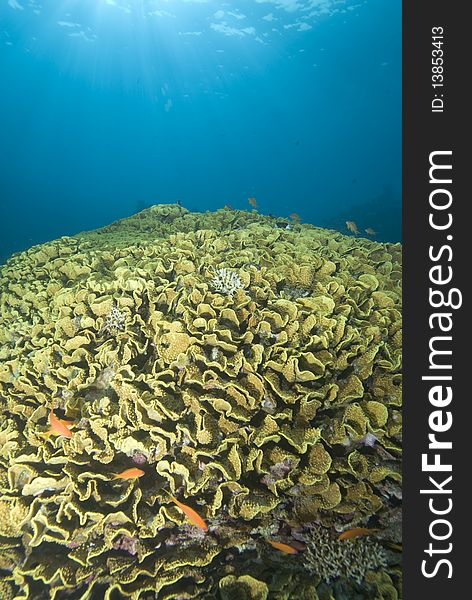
[163,490,208,531]
[112,468,145,480]
[267,540,299,554]
[338,527,380,541]
[386,542,403,552]
[43,409,74,439]
[248,197,257,209]
[346,220,359,235]
[224,203,233,210]
[364,227,377,236]
[289,213,301,223]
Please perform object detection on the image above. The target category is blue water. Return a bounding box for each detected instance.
[0,0,401,264]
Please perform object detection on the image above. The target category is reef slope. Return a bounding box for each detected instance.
[0,205,402,599]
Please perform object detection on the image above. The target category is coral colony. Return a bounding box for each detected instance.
[0,205,402,599]
[102,306,126,336]
[210,268,244,297]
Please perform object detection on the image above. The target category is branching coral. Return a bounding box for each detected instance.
[210,268,244,297]
[302,525,387,585]
[101,306,126,336]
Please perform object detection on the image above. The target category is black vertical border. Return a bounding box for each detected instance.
[403,1,467,597]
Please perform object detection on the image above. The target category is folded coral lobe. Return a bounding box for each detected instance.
[0,204,401,599]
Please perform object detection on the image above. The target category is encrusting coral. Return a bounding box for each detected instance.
[0,204,402,599]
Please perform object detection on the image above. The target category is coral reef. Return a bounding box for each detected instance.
[0,204,402,599]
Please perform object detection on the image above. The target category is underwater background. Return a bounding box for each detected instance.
[0,0,400,265]
[0,3,402,599]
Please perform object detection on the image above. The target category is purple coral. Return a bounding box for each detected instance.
[132,451,147,466]
[112,535,139,556]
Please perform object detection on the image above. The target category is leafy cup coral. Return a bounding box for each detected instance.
[0,205,402,599]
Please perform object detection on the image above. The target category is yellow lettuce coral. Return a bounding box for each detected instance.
[0,205,401,599]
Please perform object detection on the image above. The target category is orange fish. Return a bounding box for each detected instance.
[163,490,208,531]
[365,227,377,236]
[42,409,74,439]
[338,527,380,541]
[112,468,145,480]
[248,197,257,209]
[289,213,301,223]
[386,542,403,552]
[267,540,299,554]
[346,221,359,235]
